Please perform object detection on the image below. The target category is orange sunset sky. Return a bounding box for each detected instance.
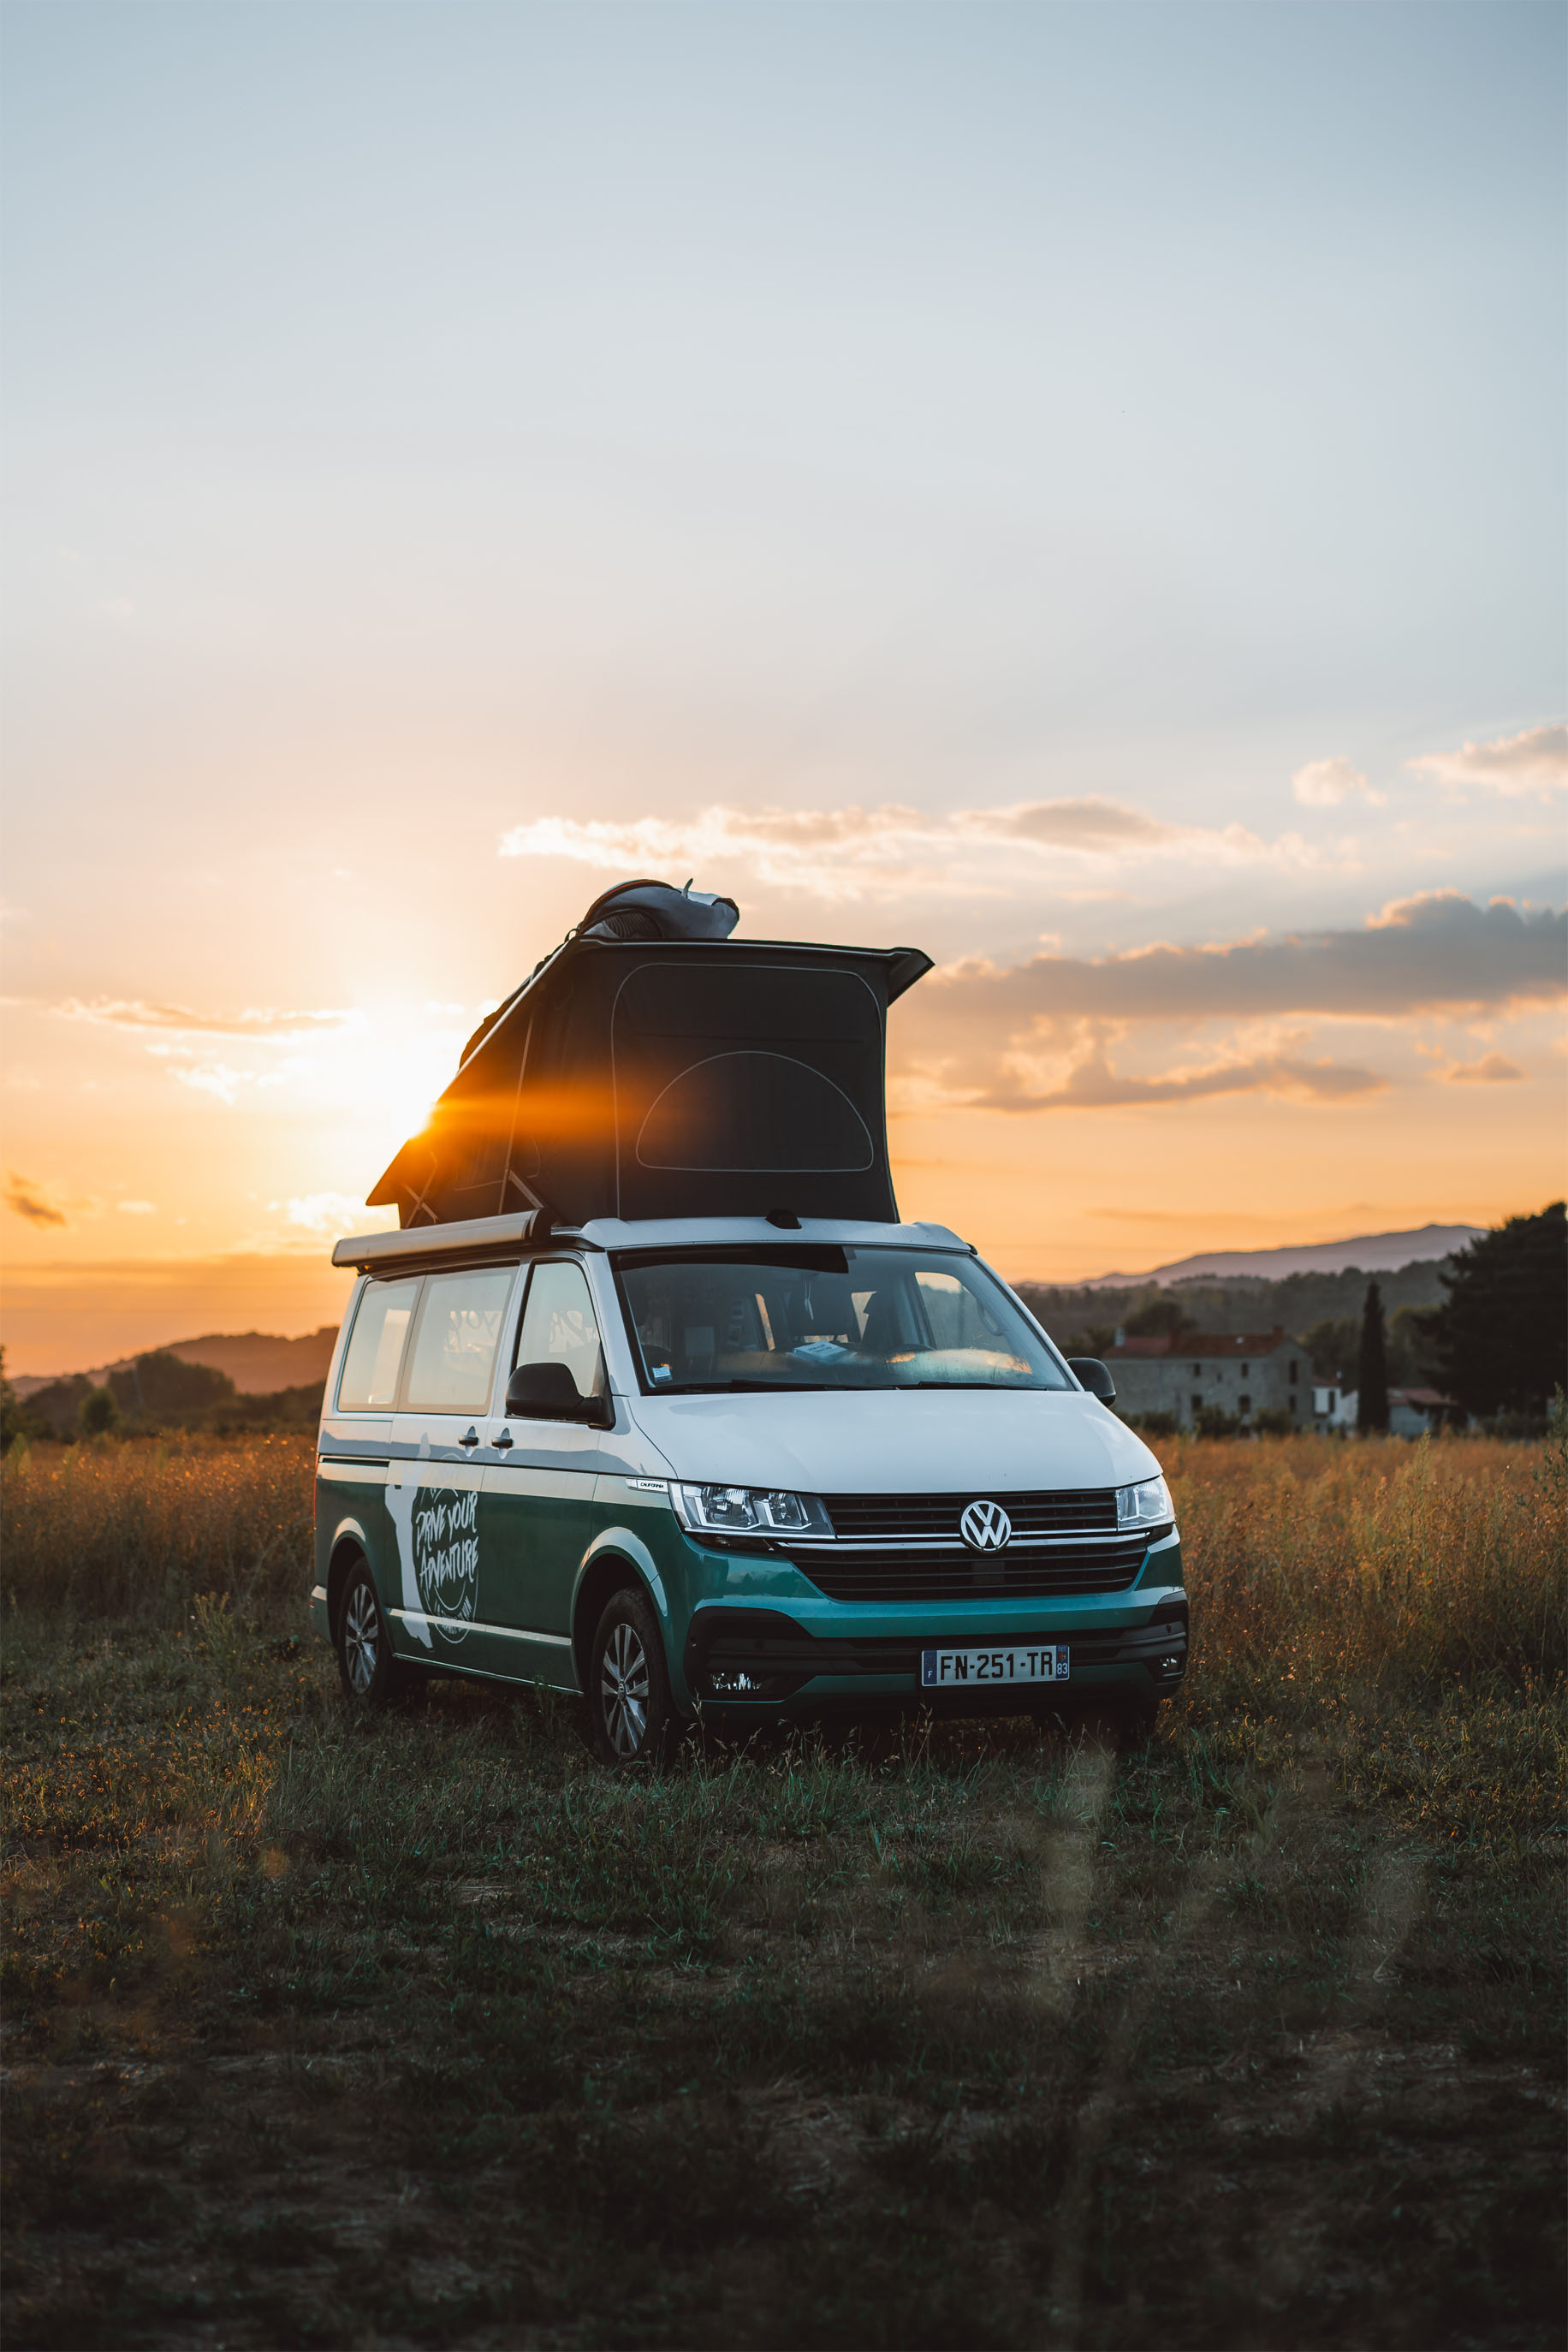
[3,3,1565,1376]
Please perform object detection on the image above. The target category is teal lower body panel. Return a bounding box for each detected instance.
[313,1459,397,1657]
[385,1610,580,1691]
[677,1535,1187,1719]
[309,1496,1188,1729]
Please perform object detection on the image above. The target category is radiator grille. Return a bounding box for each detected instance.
[822,1488,1120,1540]
[794,1538,1147,1604]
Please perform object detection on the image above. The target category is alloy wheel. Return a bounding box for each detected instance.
[600,1619,650,1758]
[343,1581,380,1695]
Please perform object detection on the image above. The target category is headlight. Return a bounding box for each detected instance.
[672,1483,833,1540]
[1117,1474,1173,1530]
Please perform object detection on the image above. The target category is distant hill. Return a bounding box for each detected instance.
[1088,1223,1482,1287]
[159,1327,339,1393]
[11,1326,338,1400]
[14,1351,328,1438]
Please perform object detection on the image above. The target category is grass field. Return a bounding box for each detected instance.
[3,1430,1564,2349]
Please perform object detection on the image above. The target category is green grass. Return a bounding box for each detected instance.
[2,1429,1564,2347]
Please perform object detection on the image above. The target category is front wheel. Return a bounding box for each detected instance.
[587,1586,674,1766]
[335,1561,406,1707]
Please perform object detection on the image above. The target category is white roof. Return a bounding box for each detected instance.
[574,1215,970,1251]
[330,1211,969,1271]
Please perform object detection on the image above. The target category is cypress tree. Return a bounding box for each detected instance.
[1357,1279,1389,1434]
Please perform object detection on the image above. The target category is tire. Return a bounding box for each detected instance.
[335,1560,407,1708]
[587,1585,674,1766]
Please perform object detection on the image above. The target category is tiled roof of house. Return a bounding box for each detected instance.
[1105,1326,1296,1359]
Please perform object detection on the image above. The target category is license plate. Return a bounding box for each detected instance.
[920,1644,1070,1688]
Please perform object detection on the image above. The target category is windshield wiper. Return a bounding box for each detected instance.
[909,1380,1032,1390]
[659,1378,834,1394]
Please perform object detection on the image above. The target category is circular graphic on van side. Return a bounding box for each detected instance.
[412,1486,478,1643]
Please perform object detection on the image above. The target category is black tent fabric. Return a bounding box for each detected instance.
[454,880,740,1069]
[368,923,933,1230]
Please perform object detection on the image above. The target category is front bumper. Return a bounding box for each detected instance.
[681,1590,1189,1711]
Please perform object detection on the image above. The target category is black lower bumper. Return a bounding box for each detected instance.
[684,1602,1190,1706]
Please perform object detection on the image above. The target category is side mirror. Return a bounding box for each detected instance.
[505,1360,612,1426]
[1068,1357,1117,1405]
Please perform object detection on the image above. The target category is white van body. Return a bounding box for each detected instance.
[312,1216,1187,1748]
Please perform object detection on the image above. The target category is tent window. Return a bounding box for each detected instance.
[636,1051,875,1173]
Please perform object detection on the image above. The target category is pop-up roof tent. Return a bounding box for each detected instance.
[368,881,933,1230]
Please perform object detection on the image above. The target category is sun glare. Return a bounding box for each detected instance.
[326,1014,460,1159]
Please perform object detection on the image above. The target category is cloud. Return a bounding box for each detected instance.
[951,799,1182,849]
[971,1047,1387,1113]
[1445,1052,1525,1084]
[5,1173,66,1227]
[286,1191,370,1233]
[1292,756,1384,808]
[1406,722,1567,799]
[47,998,354,1039]
[499,799,1336,900]
[919,893,1564,1031]
[116,1199,157,1215]
[893,894,1564,1113]
[175,1066,252,1104]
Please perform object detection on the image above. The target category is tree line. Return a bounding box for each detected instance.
[3,1204,1562,1447]
[1,1349,325,1448]
[1026,1203,1565,1430]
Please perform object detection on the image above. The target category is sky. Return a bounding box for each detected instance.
[2,0,1564,1375]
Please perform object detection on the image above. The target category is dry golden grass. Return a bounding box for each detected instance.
[1,1433,313,1624]
[2,1429,1562,2349]
[1160,1430,1566,1708]
[3,1426,1560,1716]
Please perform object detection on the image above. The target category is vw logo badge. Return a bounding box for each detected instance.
[960,1499,1012,1553]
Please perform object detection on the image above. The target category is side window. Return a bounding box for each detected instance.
[337,1279,420,1411]
[402,1268,516,1414]
[515,1261,604,1400]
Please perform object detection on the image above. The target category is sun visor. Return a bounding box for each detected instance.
[367,935,932,1229]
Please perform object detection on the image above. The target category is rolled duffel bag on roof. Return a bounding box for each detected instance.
[367,882,931,1230]
[578,877,740,944]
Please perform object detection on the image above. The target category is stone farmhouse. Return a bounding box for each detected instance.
[1313,1380,1357,1431]
[1103,1327,1309,1430]
[1388,1387,1457,1435]
[1314,1383,1456,1437]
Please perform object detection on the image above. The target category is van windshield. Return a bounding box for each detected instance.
[615,1245,1072,1393]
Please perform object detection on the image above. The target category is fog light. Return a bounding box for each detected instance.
[710,1668,762,1696]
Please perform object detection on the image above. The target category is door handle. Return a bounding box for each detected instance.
[492,1428,514,1451]
[458,1426,480,1450]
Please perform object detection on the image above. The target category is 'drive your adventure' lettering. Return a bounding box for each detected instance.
[413,1487,479,1638]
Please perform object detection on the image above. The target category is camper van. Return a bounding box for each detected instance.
[312,888,1186,1759]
